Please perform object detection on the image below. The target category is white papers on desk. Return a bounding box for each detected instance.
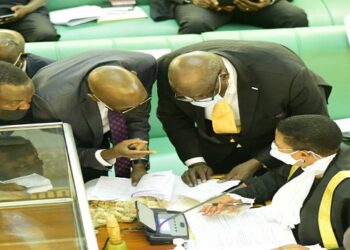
[186,206,296,250]
[88,171,175,201]
[173,178,240,202]
[345,15,350,45]
[1,173,53,194]
[49,5,103,26]
[97,6,147,23]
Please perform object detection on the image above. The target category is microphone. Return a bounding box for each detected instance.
[157,181,243,230]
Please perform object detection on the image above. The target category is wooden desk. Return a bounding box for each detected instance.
[96,222,175,250]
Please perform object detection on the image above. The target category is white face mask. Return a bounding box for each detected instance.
[190,94,223,108]
[270,142,300,165]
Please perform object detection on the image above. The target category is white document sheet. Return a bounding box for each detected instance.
[173,177,240,202]
[2,173,53,194]
[49,5,103,26]
[186,206,296,250]
[88,171,175,201]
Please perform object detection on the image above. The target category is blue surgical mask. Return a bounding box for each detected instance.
[270,142,300,165]
[190,94,223,108]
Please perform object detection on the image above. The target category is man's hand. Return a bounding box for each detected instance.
[181,162,213,187]
[0,183,27,191]
[234,0,271,12]
[112,138,156,159]
[200,194,241,215]
[192,0,220,10]
[273,244,309,250]
[10,5,31,21]
[131,162,148,186]
[220,158,262,182]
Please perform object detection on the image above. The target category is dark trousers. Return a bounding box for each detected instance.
[174,0,308,34]
[0,12,59,42]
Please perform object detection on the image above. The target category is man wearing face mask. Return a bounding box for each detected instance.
[201,114,350,249]
[157,40,330,186]
[0,61,34,125]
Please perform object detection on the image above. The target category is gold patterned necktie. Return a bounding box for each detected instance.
[212,99,240,134]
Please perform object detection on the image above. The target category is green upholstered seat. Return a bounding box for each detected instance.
[26,26,350,172]
[45,0,350,40]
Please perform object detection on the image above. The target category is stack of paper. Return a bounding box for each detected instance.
[131,171,175,200]
[109,0,136,6]
[1,173,53,194]
[186,206,296,250]
[49,5,103,26]
[88,171,175,201]
[97,6,148,23]
[173,178,240,202]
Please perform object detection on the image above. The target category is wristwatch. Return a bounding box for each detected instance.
[131,159,150,170]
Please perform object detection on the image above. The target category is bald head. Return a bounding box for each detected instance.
[168,51,224,98]
[0,29,25,64]
[87,66,148,112]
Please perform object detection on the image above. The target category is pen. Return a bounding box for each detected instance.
[211,202,253,207]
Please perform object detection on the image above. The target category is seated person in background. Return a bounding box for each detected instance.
[0,0,59,42]
[0,136,43,200]
[157,40,331,187]
[151,0,307,34]
[32,51,157,185]
[0,61,34,125]
[201,115,350,249]
[0,29,54,78]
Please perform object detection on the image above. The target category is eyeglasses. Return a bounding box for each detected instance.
[271,141,294,152]
[174,73,222,103]
[120,96,152,114]
[92,94,151,114]
[272,141,323,159]
[13,52,22,67]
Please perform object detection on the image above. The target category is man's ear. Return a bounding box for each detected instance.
[220,71,230,81]
[87,93,98,102]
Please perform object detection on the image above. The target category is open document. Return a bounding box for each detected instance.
[88,171,175,201]
[186,206,296,250]
[86,172,240,203]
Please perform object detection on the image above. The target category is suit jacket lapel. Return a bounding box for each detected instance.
[219,53,260,136]
[79,82,104,146]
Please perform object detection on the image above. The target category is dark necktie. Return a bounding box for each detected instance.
[108,110,131,177]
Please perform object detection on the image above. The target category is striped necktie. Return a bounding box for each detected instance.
[108,110,131,177]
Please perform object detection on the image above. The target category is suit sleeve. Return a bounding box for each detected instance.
[125,58,157,143]
[156,59,204,163]
[287,67,329,116]
[233,165,290,204]
[253,67,329,168]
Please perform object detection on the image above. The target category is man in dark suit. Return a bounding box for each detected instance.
[157,40,330,186]
[202,115,349,249]
[0,29,53,78]
[0,61,34,125]
[150,0,307,34]
[32,51,157,184]
[0,0,59,42]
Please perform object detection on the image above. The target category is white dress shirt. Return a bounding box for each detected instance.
[185,56,241,167]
